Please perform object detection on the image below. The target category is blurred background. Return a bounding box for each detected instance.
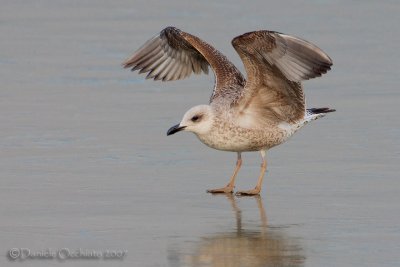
[1,1,399,266]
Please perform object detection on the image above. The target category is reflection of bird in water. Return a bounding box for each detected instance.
[123,27,334,195]
[169,195,305,267]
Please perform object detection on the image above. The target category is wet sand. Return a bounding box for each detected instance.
[1,1,399,266]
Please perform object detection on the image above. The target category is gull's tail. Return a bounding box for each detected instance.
[286,107,335,135]
[305,107,336,122]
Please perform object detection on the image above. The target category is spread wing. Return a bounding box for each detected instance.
[232,30,332,124]
[123,27,245,102]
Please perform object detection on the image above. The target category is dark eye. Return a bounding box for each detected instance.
[191,115,200,122]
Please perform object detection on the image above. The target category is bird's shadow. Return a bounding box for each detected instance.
[168,194,305,267]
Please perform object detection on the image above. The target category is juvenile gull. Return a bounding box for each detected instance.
[123,26,334,195]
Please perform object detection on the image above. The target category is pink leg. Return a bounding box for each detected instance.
[207,152,242,194]
[236,150,267,196]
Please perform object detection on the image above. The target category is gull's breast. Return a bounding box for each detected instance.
[195,121,289,152]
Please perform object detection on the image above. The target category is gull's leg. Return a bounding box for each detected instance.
[207,152,242,194]
[236,150,267,196]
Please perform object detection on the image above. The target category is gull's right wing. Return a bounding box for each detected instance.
[231,30,332,123]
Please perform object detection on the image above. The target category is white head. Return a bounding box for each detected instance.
[167,105,214,136]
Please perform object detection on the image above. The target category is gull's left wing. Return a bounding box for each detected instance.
[123,26,245,102]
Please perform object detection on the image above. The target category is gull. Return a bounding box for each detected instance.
[123,26,334,195]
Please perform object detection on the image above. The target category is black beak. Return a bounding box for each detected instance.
[167,124,186,136]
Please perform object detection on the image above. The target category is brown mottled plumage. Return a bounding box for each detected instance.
[123,26,334,195]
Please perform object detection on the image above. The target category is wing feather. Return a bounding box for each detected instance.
[123,26,245,103]
[232,30,332,123]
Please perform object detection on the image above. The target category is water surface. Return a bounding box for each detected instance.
[0,1,399,266]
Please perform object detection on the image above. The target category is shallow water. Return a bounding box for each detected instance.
[1,0,399,266]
